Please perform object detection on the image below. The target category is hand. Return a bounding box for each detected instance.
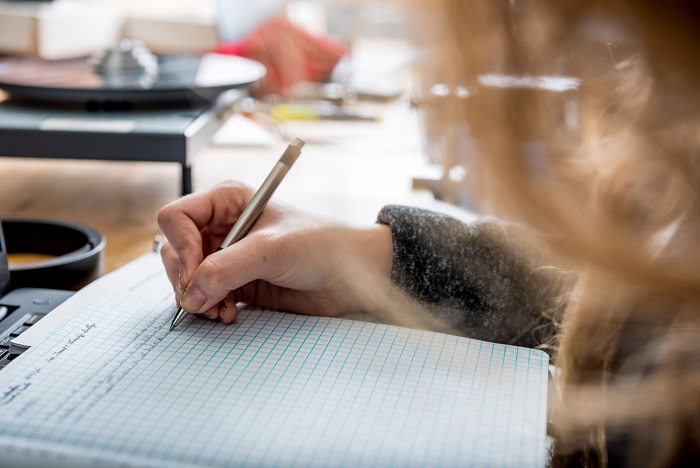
[157,181,393,324]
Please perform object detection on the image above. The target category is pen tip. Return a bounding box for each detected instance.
[291,138,305,149]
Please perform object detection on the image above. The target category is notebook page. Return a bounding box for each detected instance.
[12,252,172,349]
[0,288,549,467]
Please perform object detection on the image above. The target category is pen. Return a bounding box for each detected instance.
[170,138,305,331]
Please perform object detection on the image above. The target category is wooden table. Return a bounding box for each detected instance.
[0,88,470,276]
[0,157,179,273]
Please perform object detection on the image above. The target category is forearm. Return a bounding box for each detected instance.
[332,223,394,320]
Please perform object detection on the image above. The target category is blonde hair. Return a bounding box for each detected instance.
[410,0,700,465]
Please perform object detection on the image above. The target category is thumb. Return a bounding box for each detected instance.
[179,237,271,314]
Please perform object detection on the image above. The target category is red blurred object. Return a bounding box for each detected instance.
[213,15,346,98]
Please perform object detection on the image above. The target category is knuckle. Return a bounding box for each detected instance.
[215,180,256,203]
[156,203,177,230]
[175,238,201,260]
[217,179,252,192]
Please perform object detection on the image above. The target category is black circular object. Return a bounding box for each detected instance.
[2,217,105,291]
[0,53,266,104]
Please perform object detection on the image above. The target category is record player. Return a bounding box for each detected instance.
[0,40,266,194]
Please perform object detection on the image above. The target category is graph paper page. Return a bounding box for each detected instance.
[0,288,549,467]
[12,252,172,349]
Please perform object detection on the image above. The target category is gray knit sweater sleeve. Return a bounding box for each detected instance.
[377,205,565,349]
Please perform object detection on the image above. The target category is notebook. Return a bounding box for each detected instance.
[0,253,549,467]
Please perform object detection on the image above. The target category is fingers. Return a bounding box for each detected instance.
[159,181,282,326]
[218,294,239,324]
[158,181,255,292]
[192,293,239,324]
[160,242,182,303]
[157,193,210,290]
[166,240,240,324]
[180,236,276,315]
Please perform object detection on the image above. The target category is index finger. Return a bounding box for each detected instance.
[157,182,254,287]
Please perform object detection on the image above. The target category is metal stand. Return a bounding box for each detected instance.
[0,90,243,195]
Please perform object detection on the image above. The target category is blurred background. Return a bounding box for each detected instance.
[0,0,481,272]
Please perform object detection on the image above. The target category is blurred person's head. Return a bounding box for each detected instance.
[409,0,700,465]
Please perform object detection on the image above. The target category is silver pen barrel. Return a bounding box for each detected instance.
[219,139,304,248]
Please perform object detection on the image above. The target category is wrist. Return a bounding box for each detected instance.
[342,223,393,318]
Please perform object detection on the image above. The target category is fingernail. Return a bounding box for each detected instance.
[181,285,206,312]
[221,303,239,323]
[177,262,187,295]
